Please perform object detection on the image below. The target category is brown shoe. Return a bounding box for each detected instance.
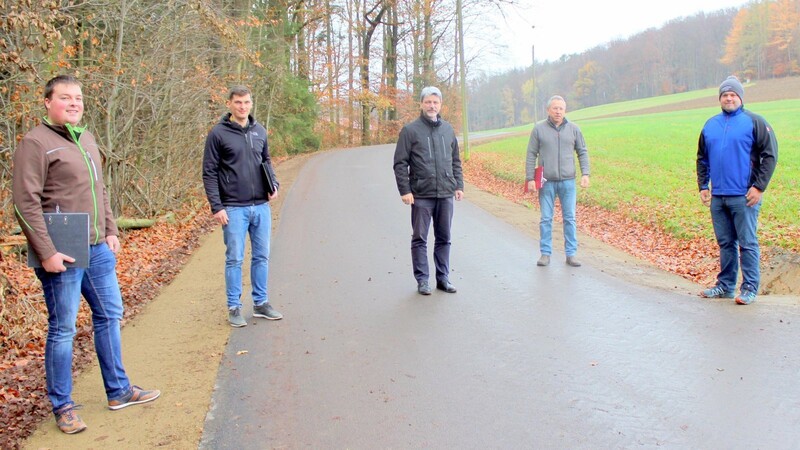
[55,404,87,434]
[108,385,161,410]
[566,256,582,267]
[537,255,550,266]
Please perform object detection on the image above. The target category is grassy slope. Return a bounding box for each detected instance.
[472,95,800,250]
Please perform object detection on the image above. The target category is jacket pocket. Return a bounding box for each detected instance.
[412,176,436,196]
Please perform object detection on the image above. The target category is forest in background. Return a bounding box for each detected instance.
[470,0,800,130]
[0,0,510,232]
[2,0,800,231]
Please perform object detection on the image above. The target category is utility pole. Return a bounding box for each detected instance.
[531,25,537,123]
[457,0,470,160]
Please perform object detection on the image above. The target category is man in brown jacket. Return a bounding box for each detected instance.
[12,75,160,435]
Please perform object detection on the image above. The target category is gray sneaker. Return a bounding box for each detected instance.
[537,255,550,266]
[566,256,582,267]
[228,307,247,327]
[253,303,283,320]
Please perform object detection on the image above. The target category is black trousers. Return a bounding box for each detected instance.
[410,197,454,283]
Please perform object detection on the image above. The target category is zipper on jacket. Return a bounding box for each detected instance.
[245,126,256,203]
[426,136,432,160]
[66,123,101,245]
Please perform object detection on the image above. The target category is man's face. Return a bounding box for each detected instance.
[45,83,84,126]
[227,93,253,124]
[420,95,441,120]
[547,99,566,125]
[719,91,741,112]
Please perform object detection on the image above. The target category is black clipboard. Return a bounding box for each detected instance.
[27,213,90,268]
[261,161,277,196]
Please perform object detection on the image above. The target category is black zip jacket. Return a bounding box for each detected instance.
[202,113,279,214]
[393,113,463,199]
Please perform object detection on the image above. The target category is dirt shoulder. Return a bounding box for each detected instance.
[21,154,312,449]
[21,149,798,449]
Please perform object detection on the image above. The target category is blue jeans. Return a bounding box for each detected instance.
[538,179,578,256]
[710,195,761,292]
[222,203,271,309]
[35,243,131,413]
[410,197,454,283]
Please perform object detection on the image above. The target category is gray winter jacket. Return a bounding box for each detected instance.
[525,117,590,182]
[394,113,463,198]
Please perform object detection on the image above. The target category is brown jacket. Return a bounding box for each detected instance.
[12,121,117,262]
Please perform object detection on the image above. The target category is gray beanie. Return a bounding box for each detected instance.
[420,86,442,102]
[719,76,744,102]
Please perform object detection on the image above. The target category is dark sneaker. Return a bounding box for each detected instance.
[54,404,87,434]
[253,302,283,320]
[228,307,247,327]
[701,286,735,299]
[108,385,161,410]
[566,256,582,267]
[537,255,550,266]
[735,289,757,305]
[418,281,432,295]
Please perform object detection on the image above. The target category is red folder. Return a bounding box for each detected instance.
[534,166,546,189]
[524,166,546,192]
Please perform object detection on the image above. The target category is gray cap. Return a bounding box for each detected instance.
[420,86,442,102]
[719,75,744,102]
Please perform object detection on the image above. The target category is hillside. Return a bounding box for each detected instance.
[595,77,800,119]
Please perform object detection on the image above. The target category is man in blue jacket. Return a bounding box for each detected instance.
[697,76,778,305]
[203,86,283,326]
[393,86,464,295]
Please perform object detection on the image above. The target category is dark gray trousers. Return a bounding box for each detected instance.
[410,197,454,283]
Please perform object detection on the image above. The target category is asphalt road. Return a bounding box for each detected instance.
[200,145,800,449]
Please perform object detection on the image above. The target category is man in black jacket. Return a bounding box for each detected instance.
[203,85,283,326]
[393,86,464,295]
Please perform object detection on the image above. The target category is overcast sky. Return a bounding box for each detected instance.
[487,0,750,71]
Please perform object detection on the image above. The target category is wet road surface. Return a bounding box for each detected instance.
[200,145,800,449]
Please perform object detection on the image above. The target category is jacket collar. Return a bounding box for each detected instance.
[222,112,255,131]
[546,116,569,130]
[721,106,744,116]
[419,112,442,128]
[42,117,86,143]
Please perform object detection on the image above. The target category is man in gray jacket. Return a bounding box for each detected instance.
[526,95,590,267]
[393,86,464,295]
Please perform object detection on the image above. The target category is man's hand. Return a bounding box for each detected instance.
[580,175,590,189]
[269,189,279,201]
[455,190,464,201]
[526,180,537,193]
[106,235,121,254]
[401,193,414,205]
[745,186,763,207]
[42,252,75,273]
[699,189,711,207]
[213,209,229,226]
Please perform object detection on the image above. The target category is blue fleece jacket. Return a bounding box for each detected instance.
[697,106,777,196]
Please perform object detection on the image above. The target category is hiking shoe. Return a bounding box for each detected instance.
[54,404,87,434]
[253,302,283,320]
[566,256,582,267]
[418,281,432,295]
[736,289,757,305]
[537,255,550,266]
[229,307,247,327]
[436,280,457,293]
[700,286,735,299]
[108,385,161,410]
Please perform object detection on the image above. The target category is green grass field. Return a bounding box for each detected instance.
[472,98,800,250]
